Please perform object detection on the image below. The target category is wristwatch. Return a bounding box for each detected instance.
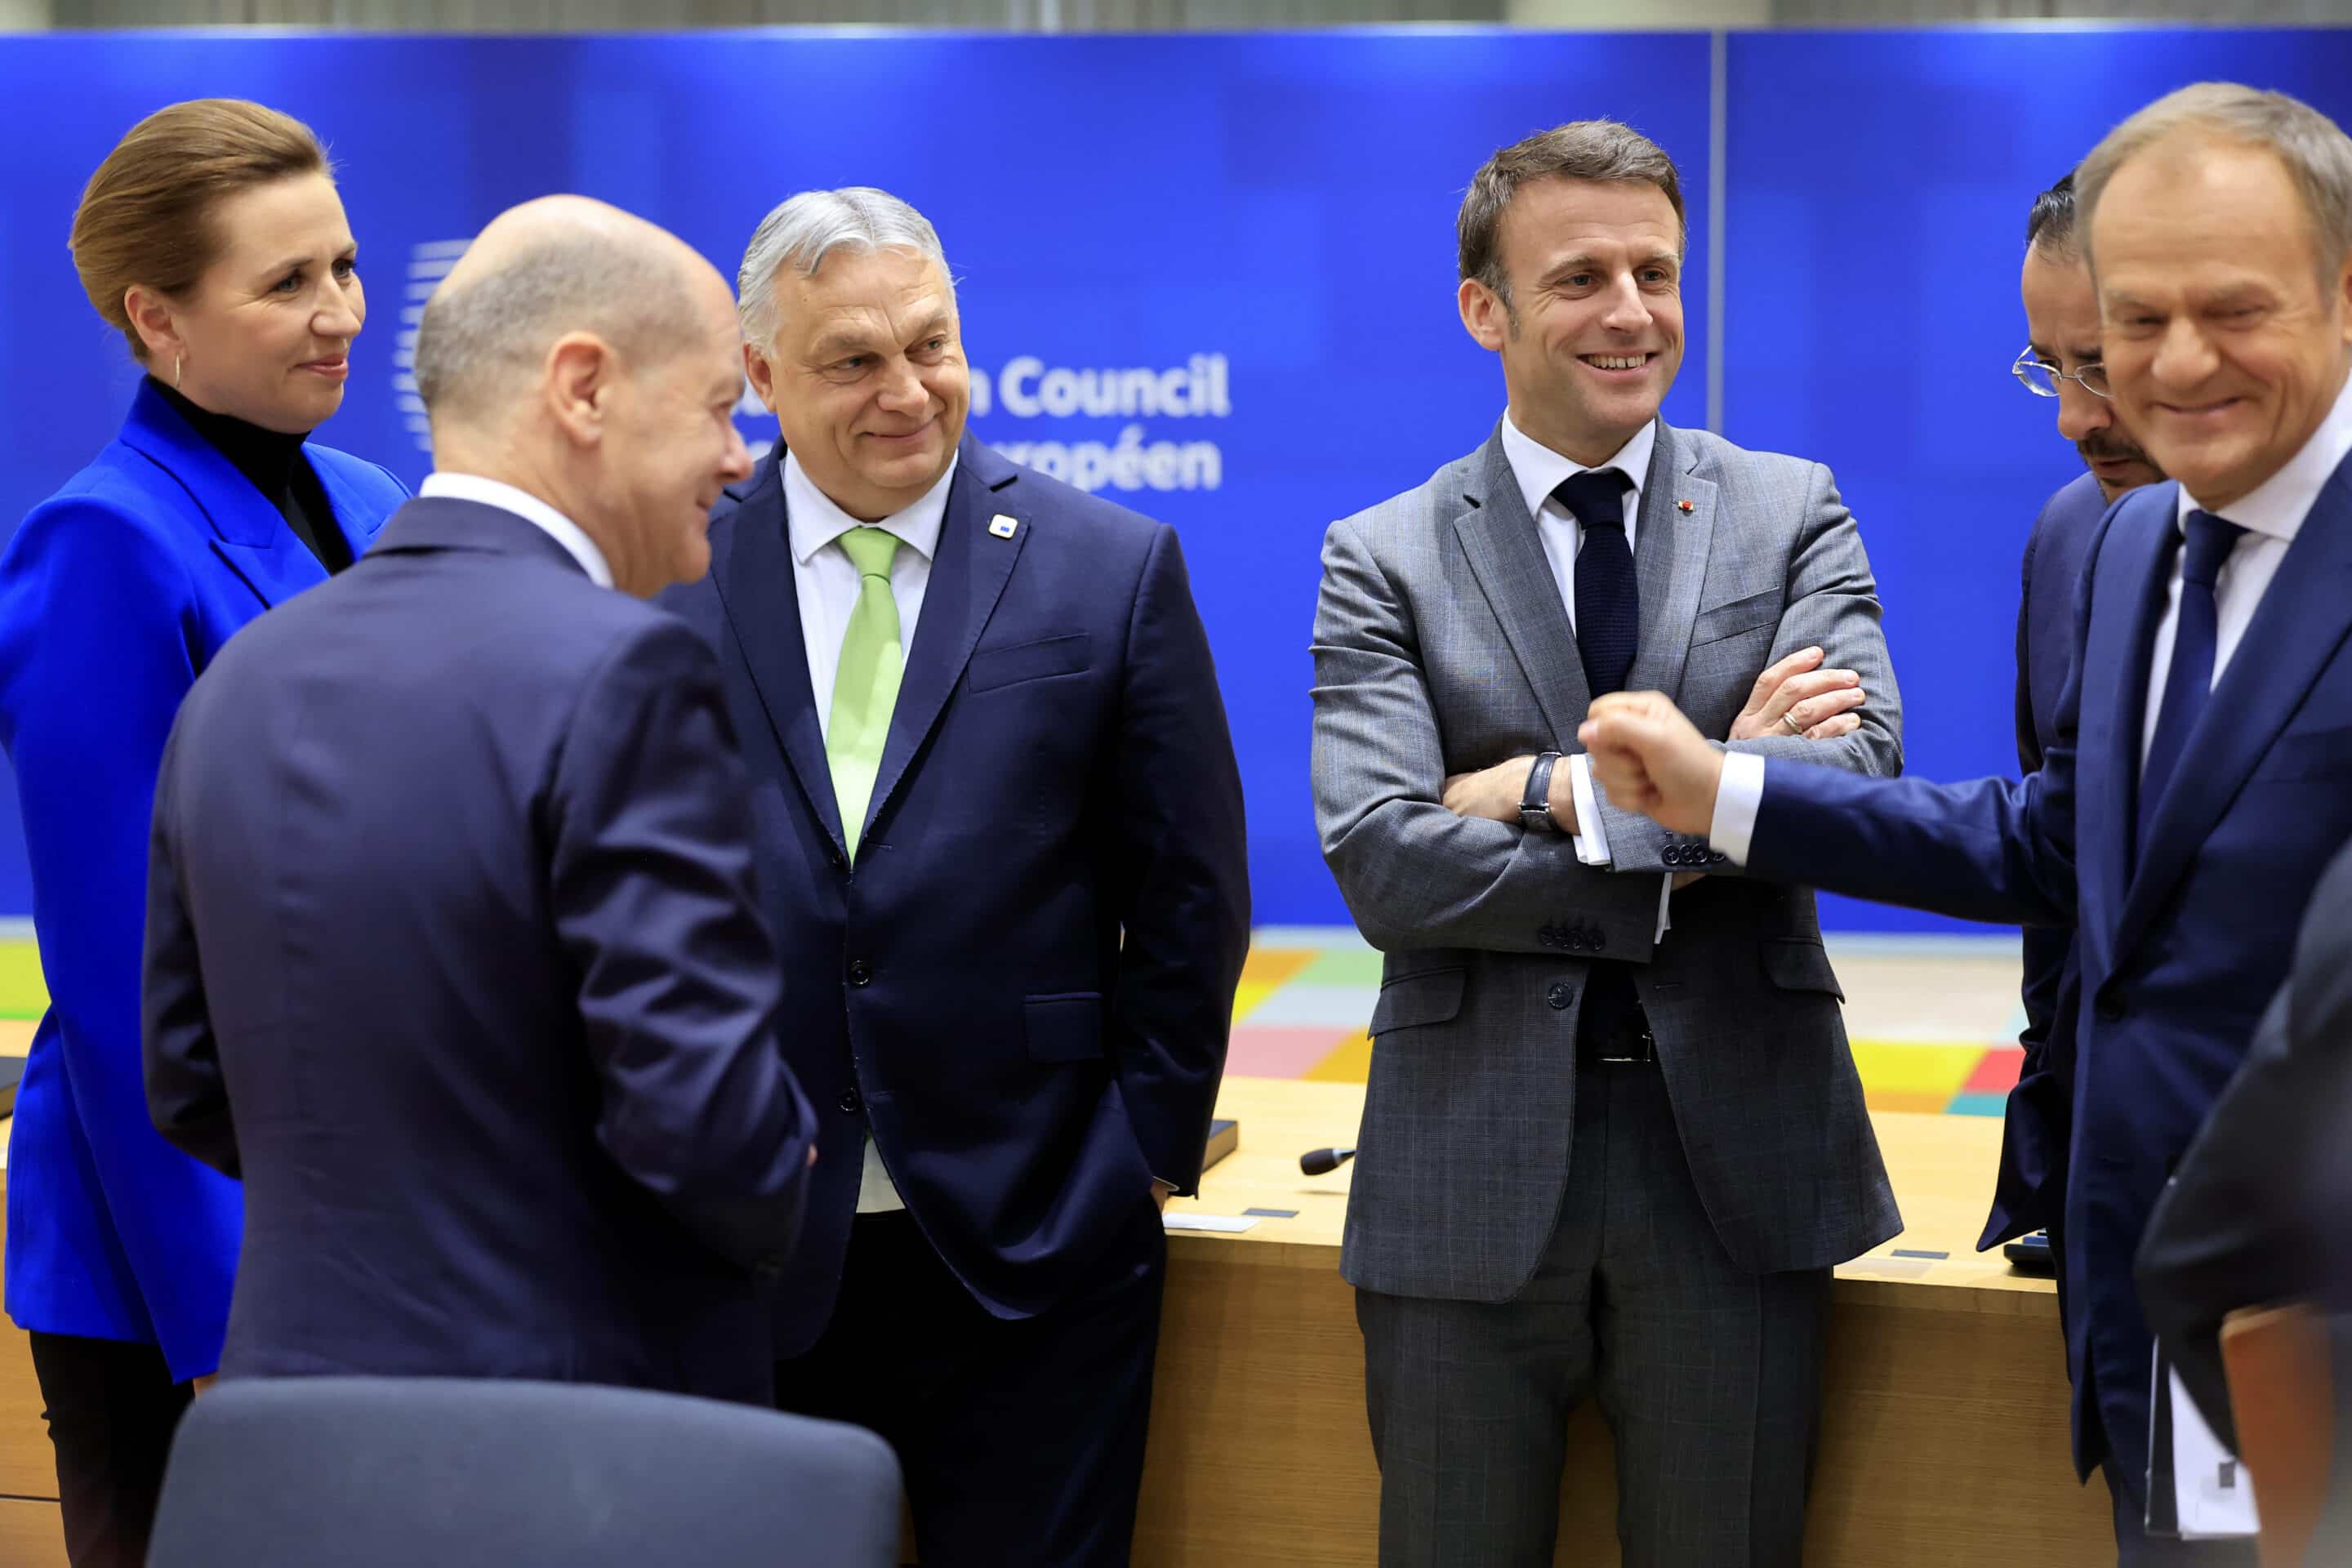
[1520,751,1563,833]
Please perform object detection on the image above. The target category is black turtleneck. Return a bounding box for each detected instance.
[150,378,351,574]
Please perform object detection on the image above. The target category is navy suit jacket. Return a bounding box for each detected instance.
[142,499,817,1405]
[0,381,404,1379]
[1983,471,2108,1253]
[660,437,1250,1359]
[1746,459,2352,1487]
[2137,833,2352,1457]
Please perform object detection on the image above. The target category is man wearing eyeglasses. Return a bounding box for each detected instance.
[1984,172,2171,1327]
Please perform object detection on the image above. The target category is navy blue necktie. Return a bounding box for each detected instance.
[1557,468,1637,694]
[2138,510,2247,845]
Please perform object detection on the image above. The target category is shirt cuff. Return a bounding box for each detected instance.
[1568,753,1611,866]
[1708,751,1766,868]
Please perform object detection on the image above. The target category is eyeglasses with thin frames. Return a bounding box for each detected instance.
[2012,347,2111,399]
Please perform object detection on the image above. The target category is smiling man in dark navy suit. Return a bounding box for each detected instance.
[661,187,1250,1567]
[1584,84,2352,1566]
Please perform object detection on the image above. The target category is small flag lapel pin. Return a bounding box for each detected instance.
[989,514,1018,539]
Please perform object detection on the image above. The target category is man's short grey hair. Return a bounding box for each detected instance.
[412,234,697,421]
[735,187,955,349]
[2078,82,2352,288]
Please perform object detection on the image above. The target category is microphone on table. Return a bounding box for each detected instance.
[1298,1147,1356,1177]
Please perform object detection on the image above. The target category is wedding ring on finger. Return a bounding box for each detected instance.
[1780,710,1805,735]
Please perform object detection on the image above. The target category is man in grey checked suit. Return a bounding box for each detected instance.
[1310,120,1904,1566]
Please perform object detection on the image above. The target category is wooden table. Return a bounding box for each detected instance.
[1137,1076,2116,1566]
[0,1079,2115,1567]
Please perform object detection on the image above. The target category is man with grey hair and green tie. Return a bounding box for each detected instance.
[659,188,1250,1566]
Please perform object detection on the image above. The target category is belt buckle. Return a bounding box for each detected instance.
[1598,1028,1655,1065]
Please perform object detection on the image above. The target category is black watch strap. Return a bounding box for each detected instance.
[1521,751,1563,832]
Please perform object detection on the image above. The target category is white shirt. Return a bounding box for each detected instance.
[1708,367,2352,865]
[782,450,956,745]
[1495,413,1673,939]
[781,450,957,1213]
[417,473,612,588]
[2140,372,2350,759]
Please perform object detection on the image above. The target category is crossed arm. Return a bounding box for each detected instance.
[1312,514,1873,955]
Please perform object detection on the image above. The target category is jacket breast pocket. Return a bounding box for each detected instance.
[1369,967,1466,1036]
[1689,589,1781,649]
[1025,992,1104,1062]
[968,634,1092,695]
[1761,938,1846,1000]
[2248,723,2352,784]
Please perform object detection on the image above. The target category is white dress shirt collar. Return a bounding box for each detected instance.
[2173,366,2352,546]
[1499,412,1657,532]
[417,472,612,589]
[782,448,957,568]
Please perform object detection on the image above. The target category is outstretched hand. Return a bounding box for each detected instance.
[1579,693,1726,837]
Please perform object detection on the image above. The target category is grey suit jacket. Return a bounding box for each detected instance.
[1312,418,1904,1299]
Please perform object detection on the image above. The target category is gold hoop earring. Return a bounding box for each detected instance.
[172,354,184,392]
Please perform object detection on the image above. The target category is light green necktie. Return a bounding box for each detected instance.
[826,526,904,858]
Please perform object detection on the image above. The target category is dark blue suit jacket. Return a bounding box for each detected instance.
[0,381,404,1379]
[1747,459,2352,1489]
[1983,471,2107,1254]
[661,438,1250,1359]
[2137,833,2352,1457]
[142,498,817,1405]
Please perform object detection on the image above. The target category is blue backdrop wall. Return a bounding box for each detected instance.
[1,28,2346,931]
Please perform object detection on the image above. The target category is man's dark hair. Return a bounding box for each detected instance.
[2026,172,2078,256]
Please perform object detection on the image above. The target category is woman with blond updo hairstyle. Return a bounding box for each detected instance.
[0,99,405,1566]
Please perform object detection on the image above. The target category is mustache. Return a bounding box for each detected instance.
[2078,432,2154,469]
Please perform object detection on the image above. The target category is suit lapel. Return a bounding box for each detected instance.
[863,438,1026,843]
[708,453,845,853]
[2114,459,2352,963]
[119,380,327,611]
[1625,421,1717,700]
[1453,428,1591,746]
[311,453,394,563]
[2078,492,2175,970]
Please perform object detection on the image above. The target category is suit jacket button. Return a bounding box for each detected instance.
[847,959,873,987]
[837,1088,862,1115]
[1548,983,1575,1010]
[1709,850,1727,864]
[826,846,846,871]
[1588,930,1606,953]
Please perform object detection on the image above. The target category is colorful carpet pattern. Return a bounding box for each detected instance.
[1230,930,2028,1117]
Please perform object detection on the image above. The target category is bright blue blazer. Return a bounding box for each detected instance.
[0,380,407,1379]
